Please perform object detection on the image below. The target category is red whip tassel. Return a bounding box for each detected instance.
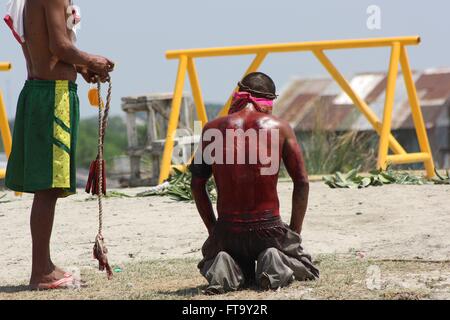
[93,234,113,280]
[85,159,107,195]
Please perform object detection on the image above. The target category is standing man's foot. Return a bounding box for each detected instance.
[29,270,74,290]
[53,265,69,279]
[46,260,71,281]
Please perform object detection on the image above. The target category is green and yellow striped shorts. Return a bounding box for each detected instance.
[6,80,80,197]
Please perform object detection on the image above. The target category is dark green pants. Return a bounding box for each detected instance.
[6,80,79,196]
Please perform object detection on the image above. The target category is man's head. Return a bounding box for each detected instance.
[238,72,277,100]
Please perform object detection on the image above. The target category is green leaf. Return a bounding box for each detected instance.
[380,172,396,183]
[335,181,350,188]
[346,169,358,180]
[361,177,371,188]
[378,174,392,184]
[336,172,347,183]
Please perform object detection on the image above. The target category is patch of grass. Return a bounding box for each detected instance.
[298,101,377,175]
[1,255,448,300]
[301,130,377,176]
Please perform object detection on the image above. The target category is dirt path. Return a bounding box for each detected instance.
[0,182,449,284]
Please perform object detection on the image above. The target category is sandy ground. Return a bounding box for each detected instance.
[0,181,449,285]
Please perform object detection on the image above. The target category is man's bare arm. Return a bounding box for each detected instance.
[43,0,114,76]
[281,122,310,234]
[191,176,216,236]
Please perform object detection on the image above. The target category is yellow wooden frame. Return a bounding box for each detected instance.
[0,62,13,180]
[159,36,435,183]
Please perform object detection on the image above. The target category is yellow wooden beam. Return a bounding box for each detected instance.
[0,62,21,195]
[387,153,431,165]
[187,58,208,126]
[377,43,401,170]
[166,36,420,59]
[158,56,188,184]
[399,46,435,178]
[0,62,12,71]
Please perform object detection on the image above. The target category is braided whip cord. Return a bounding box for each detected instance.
[93,78,113,279]
[96,78,112,235]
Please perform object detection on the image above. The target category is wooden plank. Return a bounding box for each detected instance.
[126,112,138,148]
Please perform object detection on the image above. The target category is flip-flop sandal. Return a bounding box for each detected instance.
[36,273,74,290]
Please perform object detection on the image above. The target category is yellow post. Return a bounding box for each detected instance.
[159,55,188,184]
[313,49,406,155]
[0,62,13,180]
[218,52,268,117]
[400,46,435,177]
[377,43,401,170]
[187,58,208,126]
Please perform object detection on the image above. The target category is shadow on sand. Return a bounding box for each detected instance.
[0,285,31,294]
[157,285,207,298]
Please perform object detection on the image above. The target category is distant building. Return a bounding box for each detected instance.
[274,68,450,169]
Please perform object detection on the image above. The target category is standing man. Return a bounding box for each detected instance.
[190,72,319,294]
[4,0,114,290]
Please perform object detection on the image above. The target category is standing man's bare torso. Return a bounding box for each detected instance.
[23,0,76,81]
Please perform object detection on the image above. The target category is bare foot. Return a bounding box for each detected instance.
[53,265,69,279]
[29,270,74,290]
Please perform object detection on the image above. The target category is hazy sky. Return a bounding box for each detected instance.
[1,0,449,118]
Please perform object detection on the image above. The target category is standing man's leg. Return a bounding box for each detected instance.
[29,189,66,287]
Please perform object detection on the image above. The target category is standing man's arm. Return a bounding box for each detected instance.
[43,0,114,77]
[281,122,310,235]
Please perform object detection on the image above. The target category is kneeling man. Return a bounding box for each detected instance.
[190,72,319,294]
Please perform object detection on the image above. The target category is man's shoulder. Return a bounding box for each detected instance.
[203,115,230,130]
[203,112,289,131]
[255,113,287,128]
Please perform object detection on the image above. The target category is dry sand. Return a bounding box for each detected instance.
[0,181,449,285]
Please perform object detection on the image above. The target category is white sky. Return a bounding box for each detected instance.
[1,0,449,118]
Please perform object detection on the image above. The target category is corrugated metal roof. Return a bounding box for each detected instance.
[333,73,385,105]
[276,68,450,131]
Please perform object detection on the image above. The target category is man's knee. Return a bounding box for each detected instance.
[258,247,280,261]
[215,251,232,261]
[204,251,244,293]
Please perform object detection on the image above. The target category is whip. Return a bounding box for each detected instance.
[86,77,113,279]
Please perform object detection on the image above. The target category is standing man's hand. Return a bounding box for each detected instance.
[77,66,109,83]
[87,55,115,77]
